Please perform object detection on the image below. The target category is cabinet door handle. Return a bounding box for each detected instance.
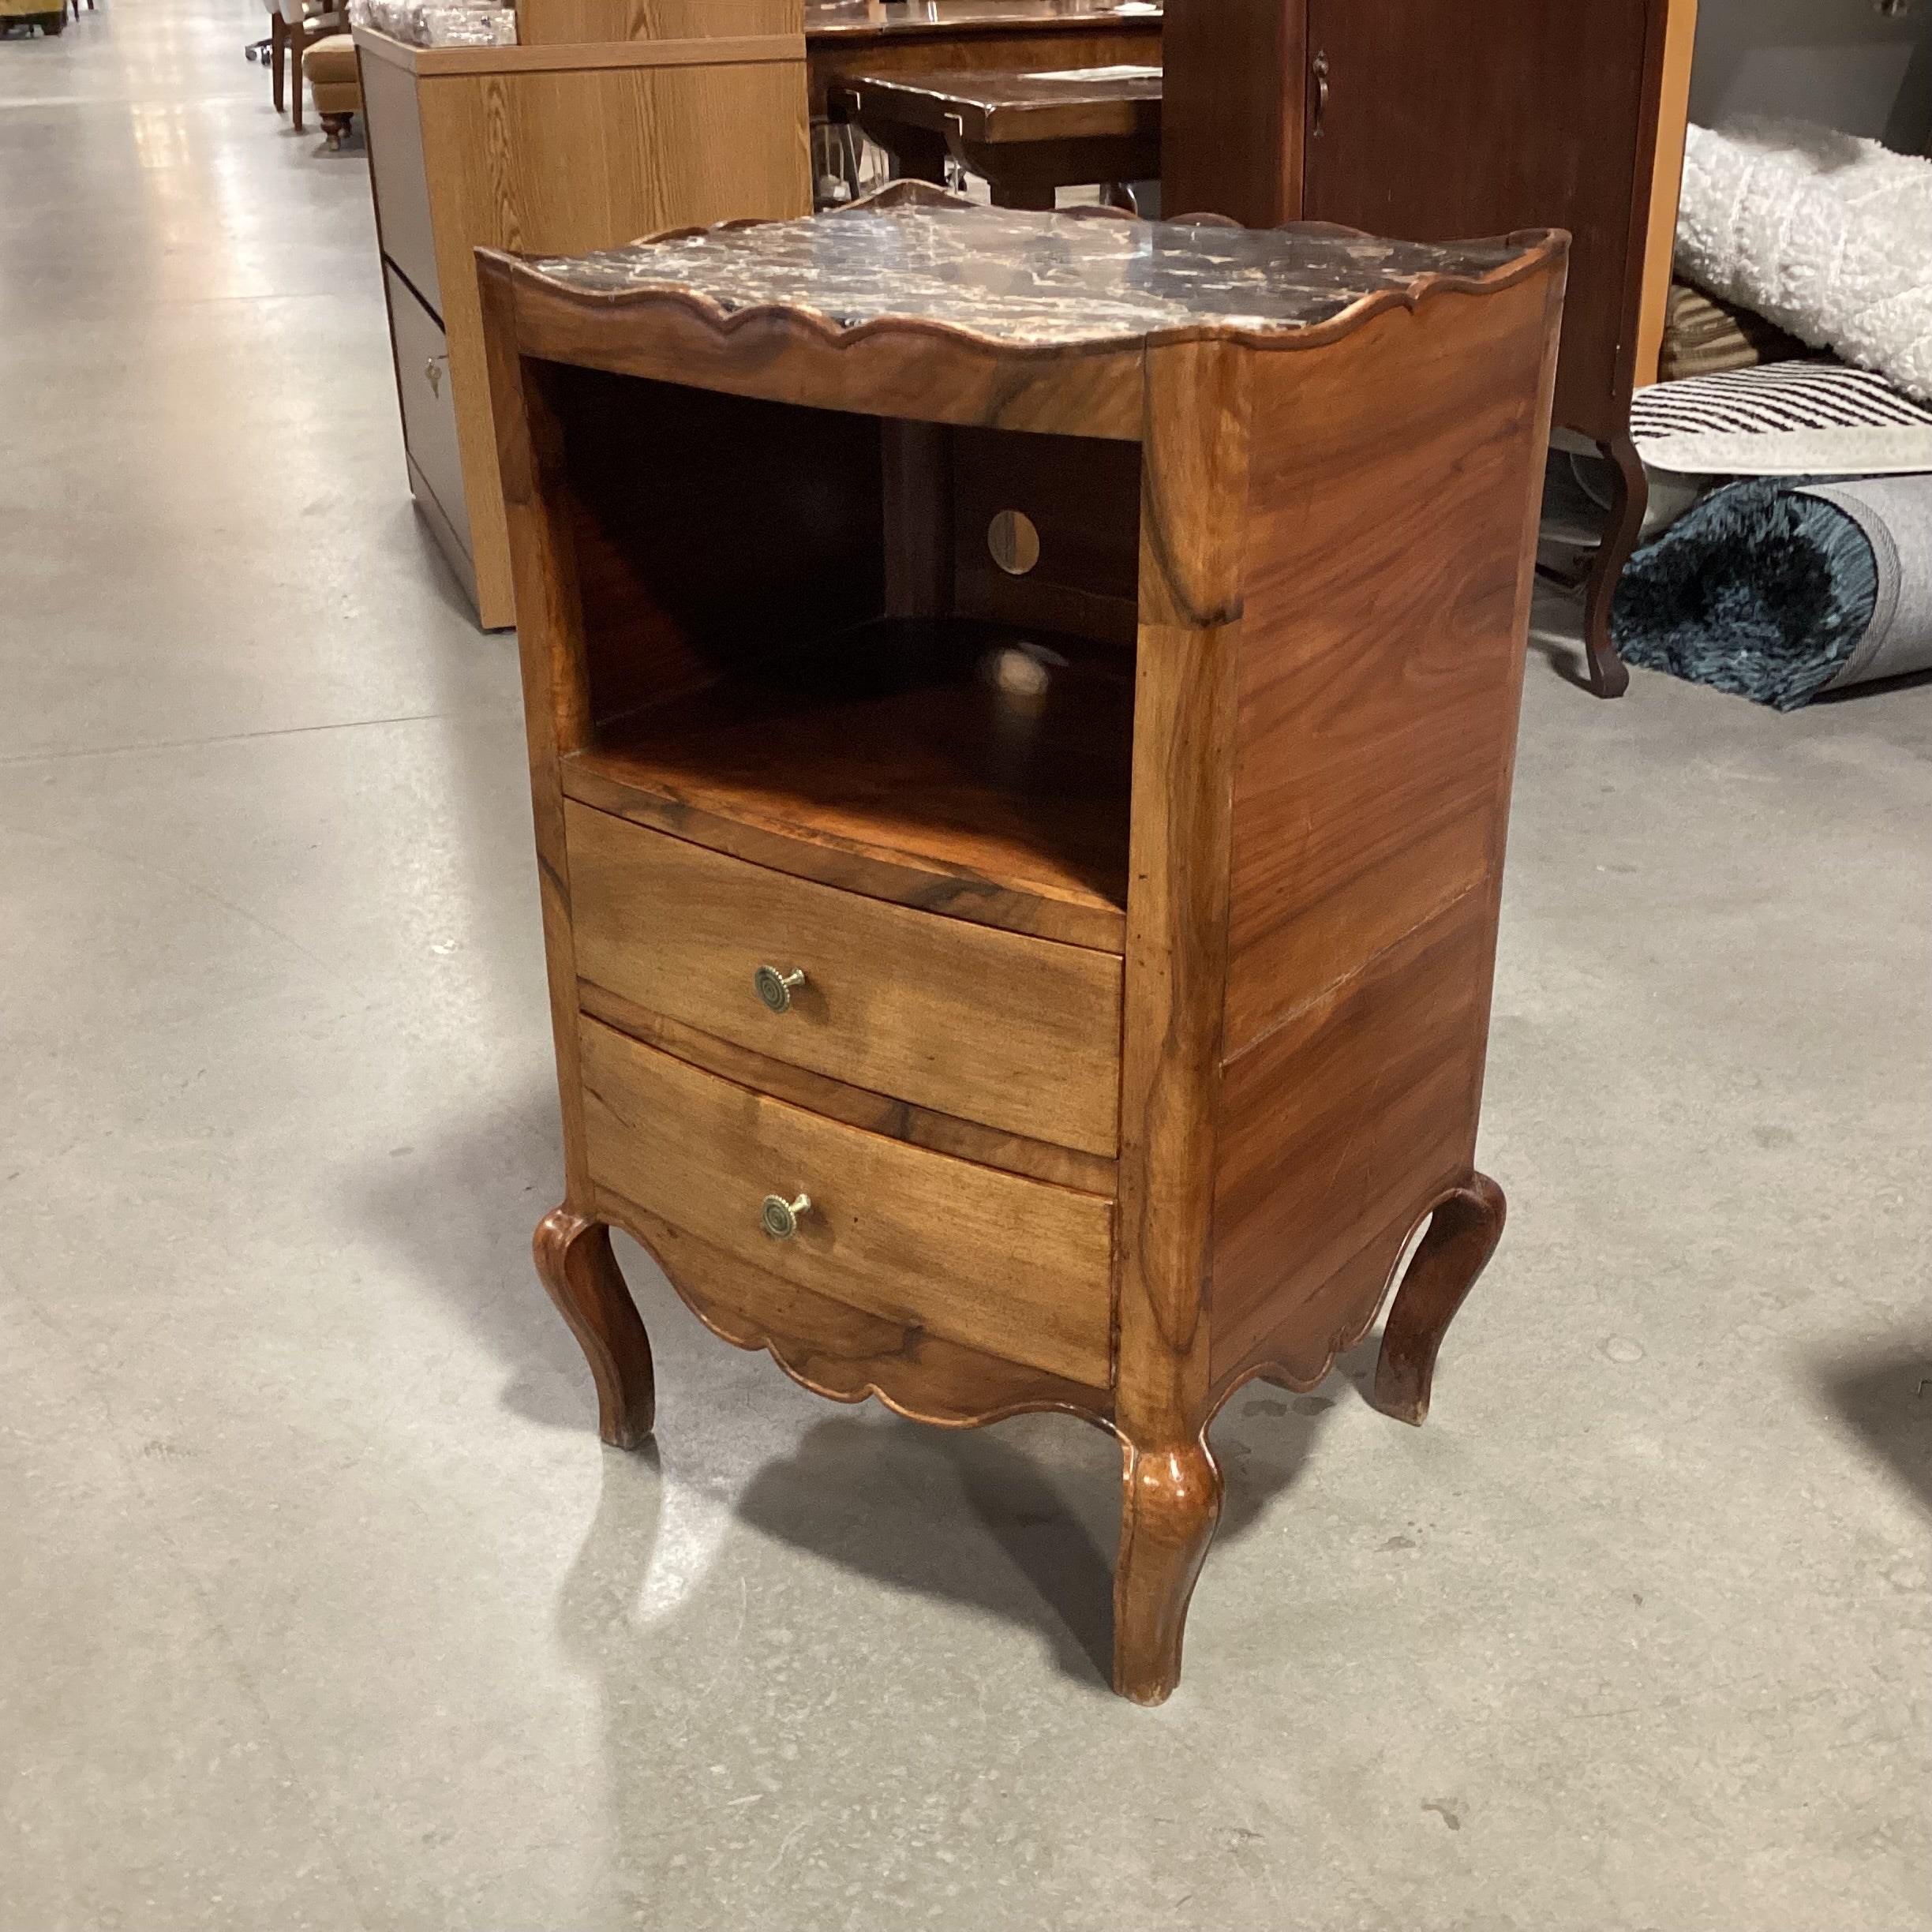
[761,1192,812,1241]
[1312,50,1329,138]
[754,964,807,1013]
[424,356,445,397]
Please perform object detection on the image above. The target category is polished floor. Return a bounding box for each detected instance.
[4,5,1931,1928]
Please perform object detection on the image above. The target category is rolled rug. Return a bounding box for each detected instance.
[1610,472,1932,709]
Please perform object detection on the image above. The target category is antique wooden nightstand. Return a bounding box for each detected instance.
[477,187,1564,1703]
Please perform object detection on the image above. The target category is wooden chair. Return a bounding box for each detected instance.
[270,0,346,134]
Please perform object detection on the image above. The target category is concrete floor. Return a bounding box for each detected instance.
[4,4,1931,1927]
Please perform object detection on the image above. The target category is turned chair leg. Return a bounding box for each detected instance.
[1112,1435,1222,1705]
[320,110,352,150]
[1580,432,1646,700]
[290,16,306,133]
[1372,1173,1507,1426]
[534,1207,656,1450]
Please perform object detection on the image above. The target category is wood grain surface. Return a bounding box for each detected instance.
[608,1195,1116,1426]
[579,1017,1116,1385]
[564,800,1124,1153]
[578,983,1118,1192]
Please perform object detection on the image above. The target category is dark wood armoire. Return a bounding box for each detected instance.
[1163,0,1698,697]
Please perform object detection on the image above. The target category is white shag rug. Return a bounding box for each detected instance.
[1675,117,1932,403]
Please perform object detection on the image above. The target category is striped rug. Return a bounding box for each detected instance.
[1631,362,1932,477]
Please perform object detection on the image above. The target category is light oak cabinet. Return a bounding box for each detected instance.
[481,189,1565,1702]
[355,0,811,627]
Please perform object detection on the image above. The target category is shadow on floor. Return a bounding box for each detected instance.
[354,1084,602,1433]
[357,1091,1388,1690]
[1817,1342,1932,1522]
[724,1345,1377,1690]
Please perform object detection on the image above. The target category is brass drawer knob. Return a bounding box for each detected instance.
[754,964,806,1013]
[761,1192,811,1241]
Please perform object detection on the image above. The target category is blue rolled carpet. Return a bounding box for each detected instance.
[1610,473,1932,709]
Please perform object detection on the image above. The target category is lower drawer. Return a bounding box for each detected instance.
[578,1016,1114,1386]
[385,260,467,545]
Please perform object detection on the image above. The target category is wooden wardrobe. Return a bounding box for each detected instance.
[1162,0,1698,697]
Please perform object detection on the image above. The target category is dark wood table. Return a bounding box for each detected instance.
[829,66,1159,207]
[805,0,1162,114]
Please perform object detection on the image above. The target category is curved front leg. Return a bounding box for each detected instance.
[1372,1173,1507,1427]
[1581,433,1646,699]
[534,1207,656,1450]
[1113,1435,1222,1705]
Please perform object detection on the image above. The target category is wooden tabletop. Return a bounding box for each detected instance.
[807,0,1159,39]
[829,63,1158,142]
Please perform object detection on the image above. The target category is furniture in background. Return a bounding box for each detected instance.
[477,185,1565,1702]
[353,0,811,628]
[806,0,1161,113]
[302,32,361,148]
[1159,0,1698,698]
[829,66,1159,207]
[0,0,67,35]
[271,0,347,134]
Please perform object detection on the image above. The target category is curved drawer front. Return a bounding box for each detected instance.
[578,1017,1114,1387]
[564,801,1122,1155]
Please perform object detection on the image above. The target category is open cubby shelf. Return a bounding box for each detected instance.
[561,614,1134,950]
[546,362,1145,950]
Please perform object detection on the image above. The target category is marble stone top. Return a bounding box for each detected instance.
[520,204,1533,348]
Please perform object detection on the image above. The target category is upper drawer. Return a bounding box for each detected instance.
[361,45,440,317]
[579,1017,1114,1387]
[564,801,1122,1155]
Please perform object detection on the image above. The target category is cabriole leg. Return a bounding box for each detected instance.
[1581,432,1646,699]
[1112,1434,1222,1705]
[534,1207,656,1450]
[1372,1173,1507,1427]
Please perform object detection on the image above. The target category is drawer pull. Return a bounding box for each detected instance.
[753,964,807,1013]
[760,1192,812,1241]
[424,355,445,397]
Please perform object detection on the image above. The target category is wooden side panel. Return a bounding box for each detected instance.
[1208,264,1564,1395]
[949,427,1141,649]
[564,801,1125,1154]
[1223,274,1562,1056]
[1159,0,1303,227]
[578,1018,1116,1384]
[1114,339,1252,1453]
[477,260,601,1200]
[1300,0,1664,440]
[1211,890,1492,1383]
[418,54,812,624]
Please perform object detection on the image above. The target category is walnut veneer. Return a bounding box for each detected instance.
[480,186,1564,1703]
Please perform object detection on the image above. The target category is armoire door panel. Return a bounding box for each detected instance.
[1299,0,1664,440]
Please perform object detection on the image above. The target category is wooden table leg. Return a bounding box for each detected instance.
[290,13,307,133]
[271,11,286,113]
[1581,432,1646,699]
